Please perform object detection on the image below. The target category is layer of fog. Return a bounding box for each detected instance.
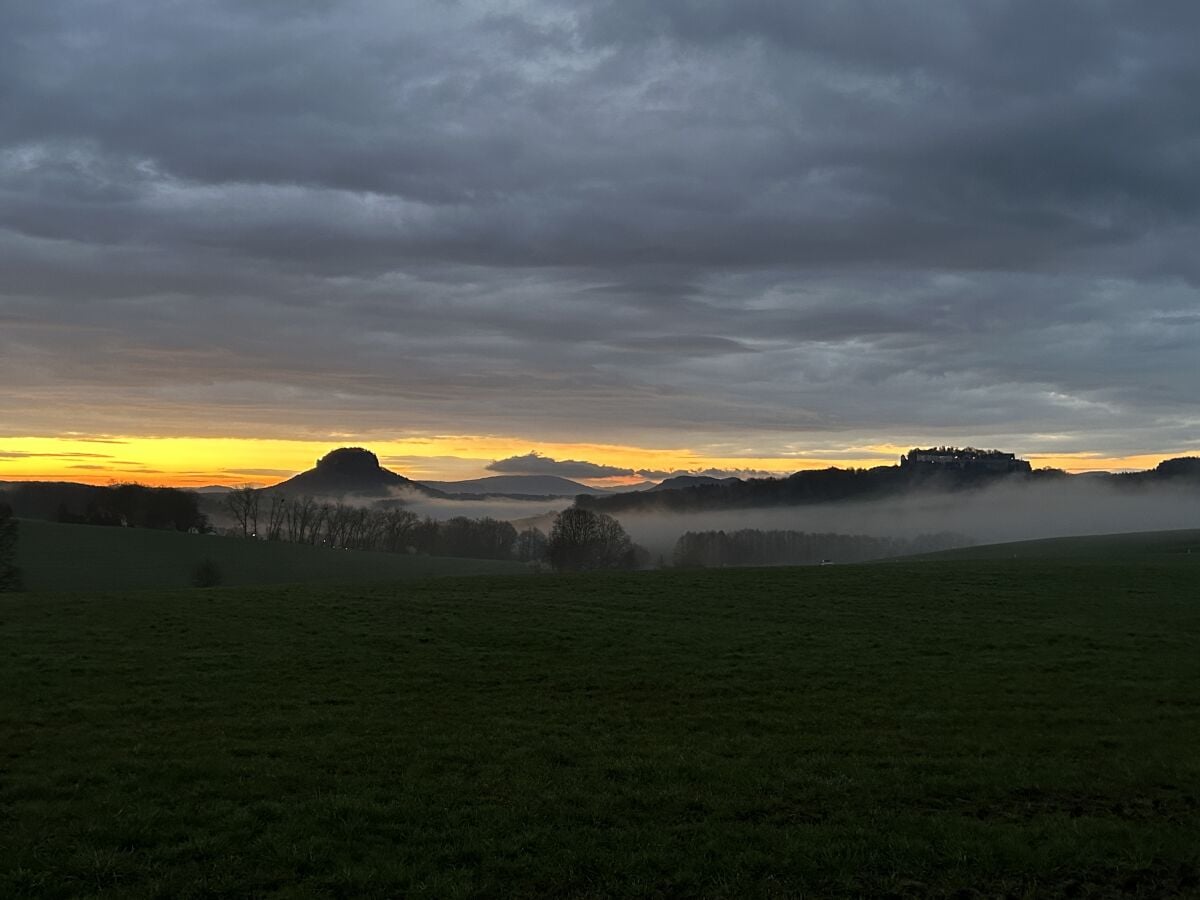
[209,478,1197,559]
[614,479,1200,558]
[389,487,567,524]
[199,487,567,532]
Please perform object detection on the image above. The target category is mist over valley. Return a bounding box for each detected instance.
[12,445,1194,568]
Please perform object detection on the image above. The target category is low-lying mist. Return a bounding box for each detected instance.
[614,478,1200,558]
[224,477,1197,564]
[392,487,568,524]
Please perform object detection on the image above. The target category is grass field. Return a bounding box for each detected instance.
[11,519,527,591]
[907,528,1200,562]
[2,542,1199,897]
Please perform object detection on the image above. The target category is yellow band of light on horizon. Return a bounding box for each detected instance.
[0,435,1184,487]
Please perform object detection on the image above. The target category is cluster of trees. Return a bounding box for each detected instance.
[430,516,520,560]
[0,482,207,532]
[0,503,22,592]
[225,489,415,549]
[1109,457,1200,486]
[223,488,524,560]
[222,488,644,569]
[53,484,208,532]
[546,507,646,571]
[673,529,970,568]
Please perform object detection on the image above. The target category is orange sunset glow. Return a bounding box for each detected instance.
[0,434,1186,488]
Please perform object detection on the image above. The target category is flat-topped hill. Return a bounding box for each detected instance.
[269,447,444,498]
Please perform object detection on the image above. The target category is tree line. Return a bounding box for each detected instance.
[223,488,523,558]
[0,482,208,532]
[579,455,1200,517]
[673,529,970,568]
[224,488,644,569]
[580,464,1061,516]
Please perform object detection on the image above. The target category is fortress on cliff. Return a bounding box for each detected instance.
[900,447,1032,474]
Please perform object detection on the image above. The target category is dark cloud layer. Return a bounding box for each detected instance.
[2,1,1198,458]
[487,452,635,479]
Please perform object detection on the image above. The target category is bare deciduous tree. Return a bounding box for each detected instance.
[285,495,320,544]
[547,507,634,571]
[515,526,548,563]
[381,508,420,553]
[223,486,260,538]
[265,494,287,541]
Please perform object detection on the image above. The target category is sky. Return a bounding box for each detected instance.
[2,1,1198,486]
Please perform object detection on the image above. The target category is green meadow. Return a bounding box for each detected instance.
[1,533,1198,897]
[909,528,1200,563]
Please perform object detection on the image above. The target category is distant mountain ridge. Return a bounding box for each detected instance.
[8,449,1197,515]
[418,475,606,497]
[579,451,1200,515]
[648,475,741,492]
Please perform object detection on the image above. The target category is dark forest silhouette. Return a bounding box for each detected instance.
[579,454,1200,516]
[673,529,969,568]
[0,482,207,532]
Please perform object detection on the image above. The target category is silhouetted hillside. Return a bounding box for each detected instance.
[579,453,1200,515]
[418,475,605,497]
[1119,457,1200,483]
[269,448,446,498]
[648,475,741,492]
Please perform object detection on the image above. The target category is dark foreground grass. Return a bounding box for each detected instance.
[2,559,1199,898]
[13,519,526,592]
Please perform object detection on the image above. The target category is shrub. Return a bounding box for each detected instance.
[0,503,23,592]
[191,557,223,588]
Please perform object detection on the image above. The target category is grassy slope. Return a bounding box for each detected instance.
[906,528,1200,562]
[12,519,526,592]
[2,556,1198,898]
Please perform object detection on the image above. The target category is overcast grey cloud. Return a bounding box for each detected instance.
[487,452,635,479]
[2,1,1198,460]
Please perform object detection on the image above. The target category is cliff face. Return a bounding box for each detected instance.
[312,448,390,480]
